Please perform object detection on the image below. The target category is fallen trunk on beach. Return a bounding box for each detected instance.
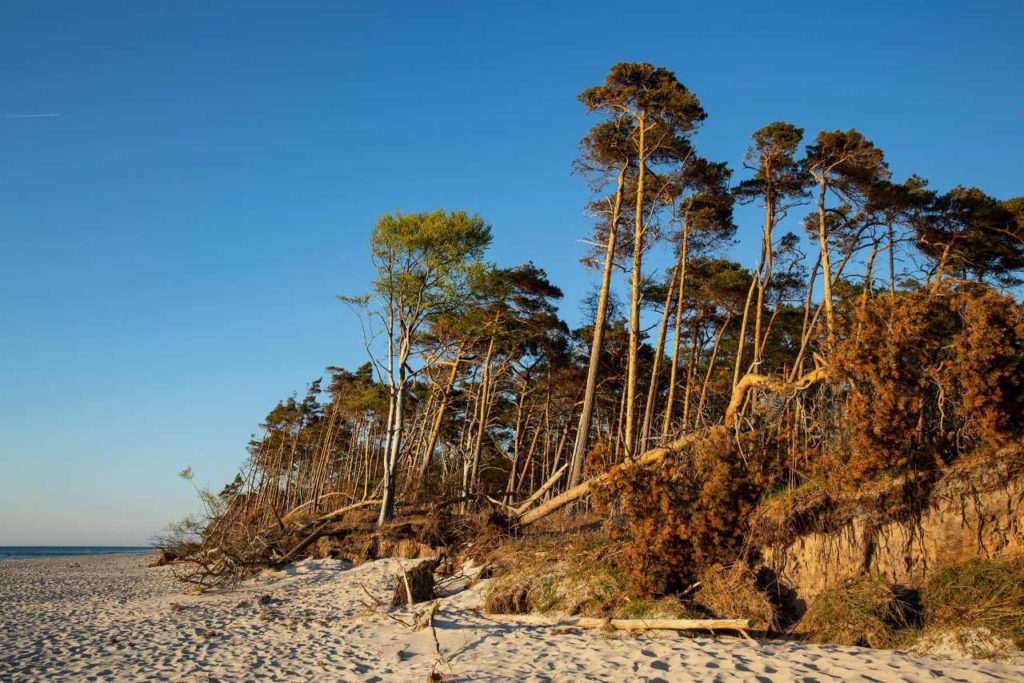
[484,613,753,635]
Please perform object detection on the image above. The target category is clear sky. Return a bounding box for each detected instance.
[1,1,1021,545]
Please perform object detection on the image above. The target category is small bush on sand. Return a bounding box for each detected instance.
[693,563,778,632]
[619,595,698,620]
[920,558,1024,648]
[483,532,626,617]
[796,575,912,648]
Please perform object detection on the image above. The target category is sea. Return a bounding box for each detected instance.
[0,546,153,561]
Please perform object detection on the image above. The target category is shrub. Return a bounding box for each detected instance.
[832,292,955,480]
[693,563,778,631]
[920,558,1024,648]
[951,290,1024,447]
[831,287,1024,481]
[596,428,775,596]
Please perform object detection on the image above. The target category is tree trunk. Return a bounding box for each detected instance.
[816,177,836,344]
[695,312,731,426]
[625,118,647,458]
[639,259,679,449]
[681,321,700,429]
[731,264,760,391]
[567,162,627,487]
[661,218,690,438]
[887,220,897,301]
[378,343,408,526]
[752,175,775,371]
[417,350,463,493]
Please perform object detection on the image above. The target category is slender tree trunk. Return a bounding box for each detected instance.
[625,118,647,458]
[816,177,836,343]
[639,259,679,449]
[548,386,580,479]
[417,350,462,492]
[567,161,627,487]
[731,263,760,391]
[931,241,954,293]
[862,239,879,311]
[752,179,775,370]
[887,220,897,301]
[378,341,408,526]
[681,320,701,429]
[515,414,544,495]
[613,375,628,460]
[661,221,690,437]
[506,370,541,497]
[469,333,497,497]
[281,419,302,511]
[696,312,731,426]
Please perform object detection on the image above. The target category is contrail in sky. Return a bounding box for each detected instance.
[1,113,60,118]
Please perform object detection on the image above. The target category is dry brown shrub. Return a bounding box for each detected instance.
[596,428,779,597]
[831,288,1024,482]
[832,292,955,480]
[950,289,1024,447]
[796,575,912,648]
[694,563,778,631]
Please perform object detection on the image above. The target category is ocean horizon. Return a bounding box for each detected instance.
[0,546,153,561]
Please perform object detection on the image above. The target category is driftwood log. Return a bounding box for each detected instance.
[485,613,752,633]
[391,559,438,607]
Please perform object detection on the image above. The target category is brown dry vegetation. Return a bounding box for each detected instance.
[795,575,914,648]
[921,558,1024,648]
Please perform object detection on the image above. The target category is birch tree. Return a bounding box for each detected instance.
[344,210,491,525]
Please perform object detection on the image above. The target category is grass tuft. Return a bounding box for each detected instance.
[796,575,913,648]
[920,557,1024,648]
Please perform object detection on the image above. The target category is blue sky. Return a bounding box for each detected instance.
[1,1,1021,545]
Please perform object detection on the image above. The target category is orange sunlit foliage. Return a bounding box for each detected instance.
[833,287,1024,480]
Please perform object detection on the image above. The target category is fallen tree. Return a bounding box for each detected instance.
[516,432,703,526]
[723,362,828,429]
[484,613,753,634]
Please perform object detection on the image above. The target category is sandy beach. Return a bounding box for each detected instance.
[0,553,1021,682]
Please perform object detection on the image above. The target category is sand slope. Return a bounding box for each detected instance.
[2,553,1023,682]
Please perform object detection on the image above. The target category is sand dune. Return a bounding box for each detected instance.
[2,553,1023,681]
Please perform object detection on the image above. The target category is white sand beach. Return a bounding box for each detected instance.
[2,553,1023,682]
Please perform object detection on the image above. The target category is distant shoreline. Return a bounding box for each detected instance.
[0,546,153,561]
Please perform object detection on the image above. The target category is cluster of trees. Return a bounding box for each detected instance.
[221,63,1024,552]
